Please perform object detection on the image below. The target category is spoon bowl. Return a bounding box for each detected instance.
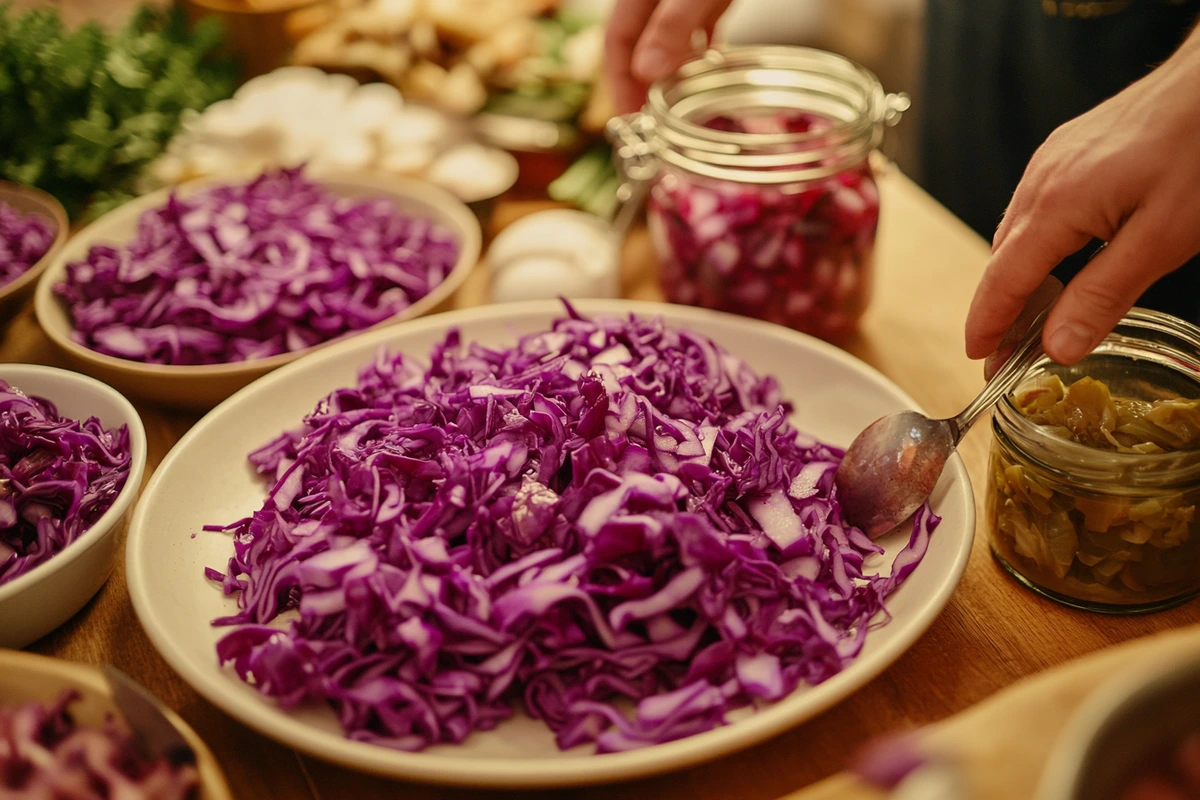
[836,276,1065,537]
[835,412,955,539]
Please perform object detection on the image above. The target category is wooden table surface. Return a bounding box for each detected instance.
[4,167,1199,800]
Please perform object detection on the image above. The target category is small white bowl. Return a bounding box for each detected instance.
[1037,647,1200,800]
[34,172,482,410]
[0,650,232,799]
[0,365,147,648]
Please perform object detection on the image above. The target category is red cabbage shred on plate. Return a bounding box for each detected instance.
[649,110,880,343]
[53,168,460,365]
[206,308,938,753]
[0,381,130,586]
[0,690,199,799]
[0,201,56,288]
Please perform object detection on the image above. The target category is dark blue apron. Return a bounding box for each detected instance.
[920,0,1200,322]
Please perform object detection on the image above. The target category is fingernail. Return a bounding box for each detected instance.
[1047,323,1094,363]
[633,47,672,82]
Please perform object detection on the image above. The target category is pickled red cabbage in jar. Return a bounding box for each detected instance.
[647,110,879,343]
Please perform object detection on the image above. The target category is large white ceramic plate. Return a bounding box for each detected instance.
[127,300,975,788]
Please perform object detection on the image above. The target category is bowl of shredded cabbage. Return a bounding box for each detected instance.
[0,650,231,800]
[34,168,481,410]
[0,181,68,322]
[0,364,147,648]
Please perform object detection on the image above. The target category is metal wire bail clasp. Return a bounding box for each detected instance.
[876,92,912,172]
[605,113,659,237]
[884,92,911,127]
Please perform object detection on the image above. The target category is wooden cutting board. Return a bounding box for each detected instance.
[782,625,1200,800]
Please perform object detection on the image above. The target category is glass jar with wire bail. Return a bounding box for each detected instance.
[608,46,909,343]
[989,310,1200,613]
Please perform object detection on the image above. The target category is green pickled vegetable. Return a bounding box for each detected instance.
[991,374,1200,605]
[1014,375,1200,453]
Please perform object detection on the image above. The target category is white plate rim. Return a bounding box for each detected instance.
[126,299,975,788]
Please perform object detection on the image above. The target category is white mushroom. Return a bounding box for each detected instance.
[233,66,330,103]
[342,82,407,135]
[381,104,451,147]
[425,144,516,201]
[306,134,374,176]
[379,144,437,175]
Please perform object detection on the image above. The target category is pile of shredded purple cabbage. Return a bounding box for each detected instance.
[0,201,56,288]
[54,168,461,365]
[0,381,131,586]
[0,690,199,799]
[207,308,938,753]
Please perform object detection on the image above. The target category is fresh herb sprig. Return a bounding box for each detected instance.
[0,4,237,220]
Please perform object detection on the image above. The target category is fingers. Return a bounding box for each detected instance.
[605,0,732,114]
[632,0,729,86]
[981,276,1063,381]
[605,0,659,114]
[1043,203,1185,363]
[965,212,1091,361]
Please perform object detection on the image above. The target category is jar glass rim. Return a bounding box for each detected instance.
[995,308,1200,487]
[647,47,881,144]
[639,45,889,185]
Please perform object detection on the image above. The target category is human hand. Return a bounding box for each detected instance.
[604,0,733,115]
[964,28,1200,367]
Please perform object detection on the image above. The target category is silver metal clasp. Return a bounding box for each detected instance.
[605,113,660,237]
[884,92,911,127]
[876,92,912,173]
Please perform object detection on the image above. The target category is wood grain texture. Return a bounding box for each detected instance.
[5,167,1197,800]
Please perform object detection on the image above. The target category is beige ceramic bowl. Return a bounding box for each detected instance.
[1037,648,1200,800]
[35,172,481,411]
[0,364,147,649]
[0,181,68,322]
[0,650,232,799]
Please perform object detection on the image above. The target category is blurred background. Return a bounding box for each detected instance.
[720,0,925,179]
[2,0,927,214]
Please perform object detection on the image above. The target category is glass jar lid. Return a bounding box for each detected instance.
[611,46,909,186]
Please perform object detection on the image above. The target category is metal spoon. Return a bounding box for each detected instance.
[102,666,195,768]
[835,277,1064,538]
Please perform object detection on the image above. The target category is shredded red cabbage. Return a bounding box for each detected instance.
[0,201,56,288]
[53,168,461,365]
[0,690,199,799]
[206,308,938,753]
[649,110,879,343]
[0,381,131,586]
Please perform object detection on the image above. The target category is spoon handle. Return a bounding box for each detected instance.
[950,277,1064,441]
